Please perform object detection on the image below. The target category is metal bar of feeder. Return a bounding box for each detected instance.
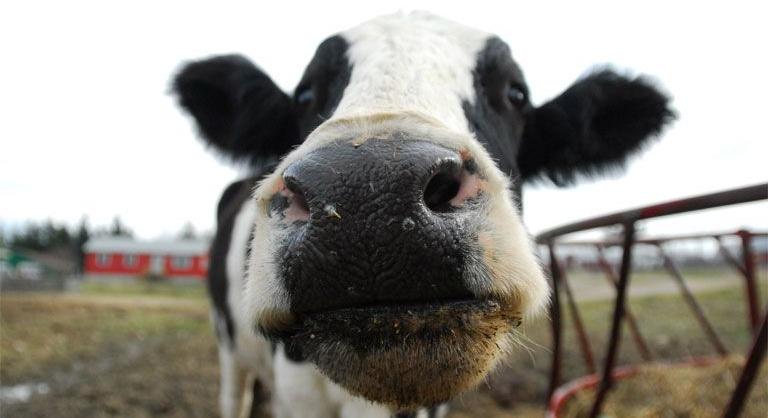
[547,242,563,401]
[536,184,768,416]
[555,230,768,248]
[595,245,653,361]
[716,236,748,277]
[657,244,729,356]
[552,250,597,374]
[589,222,636,418]
[537,183,767,242]
[722,308,767,418]
[738,230,761,336]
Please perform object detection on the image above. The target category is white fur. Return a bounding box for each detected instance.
[217,332,245,418]
[219,199,274,418]
[227,199,274,374]
[336,11,489,133]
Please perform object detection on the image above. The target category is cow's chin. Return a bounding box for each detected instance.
[285,299,519,409]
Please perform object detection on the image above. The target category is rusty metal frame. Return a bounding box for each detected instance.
[537,183,767,417]
[551,244,597,375]
[656,244,729,355]
[723,307,767,418]
[595,245,653,361]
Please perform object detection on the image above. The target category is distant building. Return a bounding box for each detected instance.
[83,237,209,280]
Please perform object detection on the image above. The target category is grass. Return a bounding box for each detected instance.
[1,291,220,418]
[487,277,766,413]
[0,292,210,384]
[79,280,208,299]
[563,283,763,371]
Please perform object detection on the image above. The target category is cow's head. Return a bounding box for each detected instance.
[173,12,673,409]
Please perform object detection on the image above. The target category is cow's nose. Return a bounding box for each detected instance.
[272,139,482,314]
[282,143,468,217]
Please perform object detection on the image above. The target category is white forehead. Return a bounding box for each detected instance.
[335,12,491,133]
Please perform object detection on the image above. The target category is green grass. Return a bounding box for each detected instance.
[499,282,765,405]
[79,280,208,299]
[570,286,757,361]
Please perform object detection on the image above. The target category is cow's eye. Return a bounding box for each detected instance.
[505,84,527,107]
[296,87,314,105]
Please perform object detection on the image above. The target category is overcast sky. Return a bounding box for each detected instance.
[1,1,766,240]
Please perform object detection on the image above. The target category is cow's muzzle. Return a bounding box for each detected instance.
[269,138,486,314]
[263,138,520,408]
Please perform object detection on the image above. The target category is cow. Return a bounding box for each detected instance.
[172,11,673,418]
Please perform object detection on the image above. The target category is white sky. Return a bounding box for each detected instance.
[1,1,766,240]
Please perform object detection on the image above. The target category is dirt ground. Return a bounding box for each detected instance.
[1,294,220,418]
[1,272,765,418]
[0,293,542,418]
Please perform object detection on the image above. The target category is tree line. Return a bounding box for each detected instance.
[1,217,132,253]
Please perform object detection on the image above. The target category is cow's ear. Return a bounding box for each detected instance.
[518,70,675,186]
[172,54,299,166]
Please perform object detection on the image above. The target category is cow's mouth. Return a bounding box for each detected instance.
[292,298,519,345]
[282,298,522,409]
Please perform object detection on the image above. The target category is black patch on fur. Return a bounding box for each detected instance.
[464,37,530,185]
[519,69,675,185]
[208,174,264,347]
[172,55,300,167]
[293,35,352,139]
[172,36,350,169]
[394,412,416,418]
[465,38,675,192]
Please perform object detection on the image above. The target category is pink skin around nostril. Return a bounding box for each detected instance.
[275,179,310,223]
[449,150,485,207]
[449,169,483,207]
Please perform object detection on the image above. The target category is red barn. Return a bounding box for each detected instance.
[83,237,209,280]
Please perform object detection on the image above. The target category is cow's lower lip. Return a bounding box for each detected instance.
[287,297,519,349]
[283,297,521,408]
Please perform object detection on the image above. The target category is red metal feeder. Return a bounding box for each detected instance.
[536,183,768,418]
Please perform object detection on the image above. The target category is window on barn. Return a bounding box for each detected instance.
[123,254,138,268]
[171,256,192,270]
[96,253,111,266]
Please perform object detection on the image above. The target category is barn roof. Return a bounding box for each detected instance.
[84,237,209,256]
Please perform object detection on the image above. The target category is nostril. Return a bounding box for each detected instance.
[281,175,310,221]
[423,160,462,213]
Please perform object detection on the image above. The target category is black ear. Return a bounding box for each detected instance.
[172,54,299,166]
[518,70,675,186]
